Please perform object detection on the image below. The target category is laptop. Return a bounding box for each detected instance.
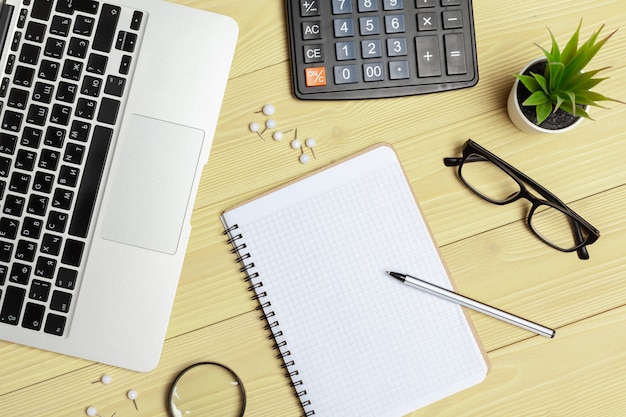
[0,0,238,371]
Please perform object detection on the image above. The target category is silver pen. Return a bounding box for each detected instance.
[387,271,555,338]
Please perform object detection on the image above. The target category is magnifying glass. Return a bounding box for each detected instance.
[168,362,246,417]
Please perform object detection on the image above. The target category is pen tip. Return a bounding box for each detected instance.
[386,271,404,281]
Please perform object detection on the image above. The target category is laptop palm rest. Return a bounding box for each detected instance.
[100,114,204,254]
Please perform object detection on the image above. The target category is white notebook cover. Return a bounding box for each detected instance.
[221,144,488,416]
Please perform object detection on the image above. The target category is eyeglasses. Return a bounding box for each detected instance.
[444,139,600,259]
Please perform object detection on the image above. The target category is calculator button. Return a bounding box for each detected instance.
[332,0,353,14]
[359,17,380,36]
[444,33,467,75]
[300,0,320,17]
[443,10,463,29]
[304,45,324,63]
[302,21,322,40]
[387,38,408,56]
[334,18,355,37]
[358,0,379,12]
[385,15,405,33]
[363,63,385,81]
[417,12,437,31]
[305,67,327,87]
[334,65,358,84]
[361,39,382,58]
[416,0,436,7]
[389,61,410,79]
[383,0,404,10]
[416,36,441,77]
[336,42,356,60]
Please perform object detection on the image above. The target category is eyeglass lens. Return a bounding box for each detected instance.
[460,153,520,203]
[460,153,583,251]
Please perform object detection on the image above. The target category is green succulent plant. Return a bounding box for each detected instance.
[514,21,622,125]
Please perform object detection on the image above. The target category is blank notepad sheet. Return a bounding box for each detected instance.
[221,145,488,416]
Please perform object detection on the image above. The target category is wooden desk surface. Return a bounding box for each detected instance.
[2,0,626,416]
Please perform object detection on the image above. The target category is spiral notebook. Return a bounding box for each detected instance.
[221,145,489,416]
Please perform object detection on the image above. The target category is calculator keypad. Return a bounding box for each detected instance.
[287,0,478,99]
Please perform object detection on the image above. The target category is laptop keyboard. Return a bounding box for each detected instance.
[0,0,144,336]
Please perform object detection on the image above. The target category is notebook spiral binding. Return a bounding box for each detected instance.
[223,224,315,417]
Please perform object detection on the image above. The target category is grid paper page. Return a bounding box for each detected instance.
[222,145,488,416]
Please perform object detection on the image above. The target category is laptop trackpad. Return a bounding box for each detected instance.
[100,115,204,254]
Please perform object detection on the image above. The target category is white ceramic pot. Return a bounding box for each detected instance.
[507,57,586,134]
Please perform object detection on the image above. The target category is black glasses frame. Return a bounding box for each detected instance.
[444,139,600,260]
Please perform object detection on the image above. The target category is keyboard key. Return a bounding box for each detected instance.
[41,233,62,256]
[68,126,112,238]
[131,11,144,30]
[0,217,19,239]
[2,110,24,132]
[86,53,108,75]
[93,4,121,52]
[27,194,49,216]
[50,15,71,36]
[32,82,54,104]
[8,88,29,110]
[58,165,80,186]
[73,15,96,36]
[44,313,66,336]
[72,0,99,14]
[61,238,83,266]
[0,286,25,325]
[14,66,35,87]
[67,37,89,58]
[29,279,51,301]
[26,104,48,126]
[56,267,77,290]
[75,98,96,119]
[19,43,41,65]
[46,210,68,233]
[9,262,31,285]
[0,132,17,153]
[50,291,72,313]
[21,217,43,239]
[22,302,45,330]
[61,59,83,81]
[97,97,120,125]
[104,75,125,97]
[31,0,54,21]
[15,240,37,262]
[25,21,47,43]
[34,256,56,278]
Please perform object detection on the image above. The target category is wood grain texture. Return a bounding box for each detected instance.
[1,0,625,416]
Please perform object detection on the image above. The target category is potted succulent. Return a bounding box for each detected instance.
[507,21,622,134]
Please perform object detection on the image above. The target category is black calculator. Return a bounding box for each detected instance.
[285,0,478,100]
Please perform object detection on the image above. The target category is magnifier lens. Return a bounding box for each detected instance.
[169,362,245,417]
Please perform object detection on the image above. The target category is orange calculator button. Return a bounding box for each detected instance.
[305,67,327,87]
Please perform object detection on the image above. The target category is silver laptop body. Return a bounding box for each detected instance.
[0,0,238,371]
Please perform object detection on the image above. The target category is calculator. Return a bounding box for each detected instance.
[286,0,478,100]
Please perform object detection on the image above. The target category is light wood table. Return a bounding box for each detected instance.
[2,0,626,416]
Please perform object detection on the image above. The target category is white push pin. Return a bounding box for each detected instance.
[291,139,301,150]
[265,119,276,129]
[262,104,275,116]
[248,122,264,140]
[273,129,292,141]
[92,374,112,384]
[305,138,317,159]
[299,153,310,164]
[86,406,104,417]
[127,389,139,411]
